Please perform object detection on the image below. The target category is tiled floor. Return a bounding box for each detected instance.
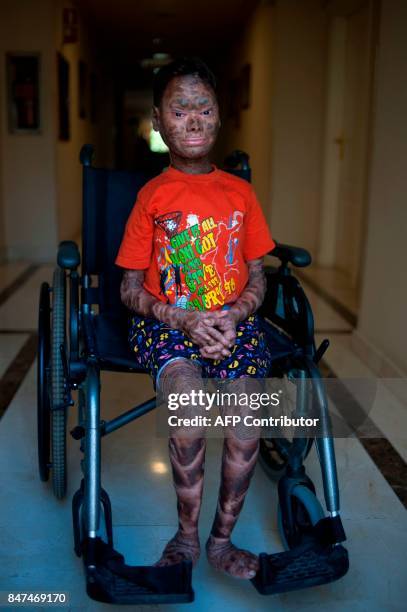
[297,265,359,319]
[0,261,31,294]
[0,334,29,378]
[0,263,406,611]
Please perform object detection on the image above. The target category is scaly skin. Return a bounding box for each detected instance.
[152,74,220,175]
[120,257,266,360]
[120,269,232,358]
[206,378,263,579]
[155,360,206,568]
[199,258,266,359]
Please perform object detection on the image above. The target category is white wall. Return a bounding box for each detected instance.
[0,61,5,262]
[0,0,58,262]
[54,0,115,243]
[353,0,407,375]
[0,1,115,262]
[269,0,328,254]
[215,2,274,215]
[215,0,328,255]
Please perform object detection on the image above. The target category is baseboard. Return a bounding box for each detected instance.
[0,246,7,264]
[351,330,407,406]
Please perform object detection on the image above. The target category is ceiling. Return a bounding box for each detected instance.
[79,0,257,67]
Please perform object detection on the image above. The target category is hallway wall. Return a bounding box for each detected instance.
[269,0,328,254]
[0,0,58,262]
[215,2,274,215]
[0,70,5,262]
[216,0,328,256]
[55,0,115,243]
[353,0,407,375]
[0,1,115,262]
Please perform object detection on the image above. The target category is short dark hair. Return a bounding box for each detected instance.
[153,57,217,107]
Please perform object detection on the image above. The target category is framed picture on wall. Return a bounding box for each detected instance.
[57,52,70,140]
[78,60,87,119]
[6,53,41,133]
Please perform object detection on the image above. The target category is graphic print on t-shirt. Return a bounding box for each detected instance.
[154,210,244,311]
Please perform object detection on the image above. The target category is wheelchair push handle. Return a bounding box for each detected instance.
[224,149,250,171]
[57,240,81,270]
[80,144,94,167]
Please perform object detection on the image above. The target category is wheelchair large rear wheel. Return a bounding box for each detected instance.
[259,371,313,480]
[37,282,51,482]
[259,437,313,481]
[50,267,68,499]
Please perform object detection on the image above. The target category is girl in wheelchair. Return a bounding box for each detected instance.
[115,57,276,580]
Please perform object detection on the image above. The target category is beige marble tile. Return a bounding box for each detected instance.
[298,265,359,316]
[303,283,353,333]
[0,265,54,330]
[0,261,30,294]
[0,333,29,377]
[317,333,407,462]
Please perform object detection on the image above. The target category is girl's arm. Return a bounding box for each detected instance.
[199,258,267,359]
[120,269,231,356]
[229,257,267,324]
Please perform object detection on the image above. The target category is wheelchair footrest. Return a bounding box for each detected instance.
[83,537,194,604]
[251,543,349,595]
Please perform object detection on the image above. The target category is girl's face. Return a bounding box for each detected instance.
[153,75,220,164]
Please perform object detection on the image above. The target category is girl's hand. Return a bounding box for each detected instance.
[181,310,232,356]
[214,310,239,346]
[199,343,228,360]
[198,310,239,360]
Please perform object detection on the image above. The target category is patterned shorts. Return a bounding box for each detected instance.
[128,312,273,389]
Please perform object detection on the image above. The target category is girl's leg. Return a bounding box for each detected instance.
[155,358,206,567]
[206,377,261,579]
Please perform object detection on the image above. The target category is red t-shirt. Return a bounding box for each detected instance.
[115,166,275,311]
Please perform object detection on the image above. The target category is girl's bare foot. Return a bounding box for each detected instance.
[155,531,200,567]
[206,534,259,579]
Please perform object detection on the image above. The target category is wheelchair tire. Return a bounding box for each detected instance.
[278,484,325,550]
[259,437,313,481]
[37,282,51,482]
[50,267,67,499]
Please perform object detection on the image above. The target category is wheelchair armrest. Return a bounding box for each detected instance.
[269,242,312,268]
[57,240,81,270]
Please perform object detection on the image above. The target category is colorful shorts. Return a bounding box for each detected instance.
[128,313,273,389]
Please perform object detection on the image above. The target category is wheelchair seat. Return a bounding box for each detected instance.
[91,312,146,373]
[89,309,303,375]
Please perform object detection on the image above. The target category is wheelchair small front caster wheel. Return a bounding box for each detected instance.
[278,484,325,550]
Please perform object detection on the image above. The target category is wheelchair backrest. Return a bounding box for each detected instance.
[81,164,148,314]
[80,148,314,352]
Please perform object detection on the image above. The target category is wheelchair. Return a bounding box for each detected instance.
[36,144,349,604]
